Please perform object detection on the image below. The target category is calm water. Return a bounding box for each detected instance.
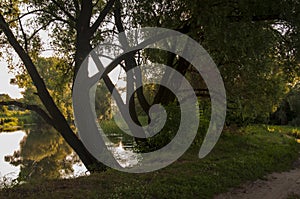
[0,126,138,185]
[0,131,25,181]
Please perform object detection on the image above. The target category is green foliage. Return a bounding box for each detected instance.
[0,117,20,131]
[0,94,11,114]
[287,83,300,126]
[0,117,18,125]
[0,0,22,26]
[270,82,300,126]
[23,0,107,61]
[0,110,32,131]
[0,98,33,128]
[13,57,74,123]
[14,56,113,125]
[131,0,300,125]
[2,0,300,176]
[95,80,112,121]
[0,105,8,114]
[144,104,181,151]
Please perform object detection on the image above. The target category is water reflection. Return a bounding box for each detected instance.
[109,142,141,168]
[4,126,77,181]
[0,131,26,182]
[1,125,138,183]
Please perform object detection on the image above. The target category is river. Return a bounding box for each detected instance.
[0,125,138,186]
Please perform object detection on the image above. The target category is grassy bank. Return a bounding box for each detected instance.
[1,125,300,198]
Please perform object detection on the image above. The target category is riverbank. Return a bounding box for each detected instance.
[0,111,32,132]
[1,125,300,198]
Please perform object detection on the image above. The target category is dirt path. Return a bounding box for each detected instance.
[214,158,300,199]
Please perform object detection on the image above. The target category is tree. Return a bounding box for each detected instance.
[288,82,300,126]
[0,0,300,173]
[0,0,152,172]
[0,0,117,172]
[131,0,300,124]
[270,82,300,126]
[13,57,74,122]
[0,94,11,113]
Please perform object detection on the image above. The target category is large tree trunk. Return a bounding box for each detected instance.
[0,14,106,173]
[153,56,190,106]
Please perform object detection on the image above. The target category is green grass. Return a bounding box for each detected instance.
[265,125,300,139]
[1,125,300,198]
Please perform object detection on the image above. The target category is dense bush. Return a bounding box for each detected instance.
[270,83,300,127]
[0,117,18,126]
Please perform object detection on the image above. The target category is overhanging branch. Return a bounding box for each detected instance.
[0,101,55,126]
[8,9,44,24]
[0,13,74,132]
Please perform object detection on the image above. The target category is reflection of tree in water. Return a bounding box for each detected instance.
[5,125,76,181]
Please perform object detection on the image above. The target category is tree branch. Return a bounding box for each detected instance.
[0,13,71,133]
[8,10,44,24]
[114,0,151,114]
[0,101,55,126]
[0,13,107,171]
[0,9,112,171]
[51,0,76,22]
[28,19,55,41]
[43,9,75,28]
[90,0,116,34]
[18,17,28,53]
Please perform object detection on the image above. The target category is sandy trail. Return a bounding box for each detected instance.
[214,158,300,199]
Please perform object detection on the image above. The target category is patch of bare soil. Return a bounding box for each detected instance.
[214,157,300,199]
